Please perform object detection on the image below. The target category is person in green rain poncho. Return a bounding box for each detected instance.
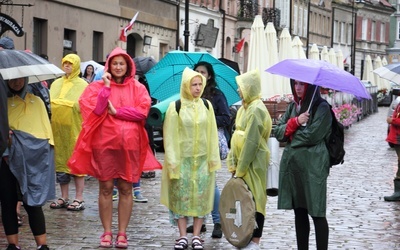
[273,79,331,250]
[49,53,88,211]
[161,67,221,250]
[226,69,272,250]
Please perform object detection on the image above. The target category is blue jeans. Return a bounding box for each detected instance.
[211,184,220,224]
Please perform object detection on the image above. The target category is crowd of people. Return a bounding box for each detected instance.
[0,35,343,250]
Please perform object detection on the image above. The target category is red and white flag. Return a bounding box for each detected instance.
[235,38,245,53]
[119,12,139,42]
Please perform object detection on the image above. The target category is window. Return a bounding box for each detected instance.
[371,21,376,42]
[303,8,308,37]
[340,22,346,44]
[362,18,367,41]
[33,18,48,56]
[381,23,385,43]
[333,20,338,43]
[63,29,76,56]
[293,5,298,35]
[92,31,103,62]
[299,7,303,36]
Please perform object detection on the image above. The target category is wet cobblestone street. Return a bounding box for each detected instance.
[1,106,400,249]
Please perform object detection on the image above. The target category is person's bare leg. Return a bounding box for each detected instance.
[60,183,69,202]
[116,179,133,247]
[74,176,85,201]
[98,180,114,247]
[6,234,18,246]
[177,217,188,237]
[34,234,47,247]
[193,217,203,237]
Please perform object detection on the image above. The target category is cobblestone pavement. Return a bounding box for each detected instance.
[1,106,400,249]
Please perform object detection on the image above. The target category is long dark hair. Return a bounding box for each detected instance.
[193,61,218,100]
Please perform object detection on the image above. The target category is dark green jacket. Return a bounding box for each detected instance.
[274,100,331,217]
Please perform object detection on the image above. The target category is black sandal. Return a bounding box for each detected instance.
[174,237,188,250]
[191,236,203,250]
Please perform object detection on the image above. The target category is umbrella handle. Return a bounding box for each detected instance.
[302,87,318,126]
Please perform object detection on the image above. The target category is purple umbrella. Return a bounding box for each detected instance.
[265,59,371,99]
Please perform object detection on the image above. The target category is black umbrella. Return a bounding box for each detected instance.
[219,58,240,74]
[0,50,65,83]
[133,56,157,77]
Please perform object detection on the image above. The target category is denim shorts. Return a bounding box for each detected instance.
[56,172,72,184]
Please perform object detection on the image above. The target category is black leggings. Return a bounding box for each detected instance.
[0,159,46,236]
[294,207,328,250]
[253,212,265,238]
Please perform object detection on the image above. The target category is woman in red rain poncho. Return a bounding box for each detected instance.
[68,47,154,248]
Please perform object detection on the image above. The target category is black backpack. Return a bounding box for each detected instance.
[312,99,345,166]
[175,98,209,114]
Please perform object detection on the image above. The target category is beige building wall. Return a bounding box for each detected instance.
[1,0,177,65]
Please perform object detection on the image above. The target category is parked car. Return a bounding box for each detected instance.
[387,88,400,147]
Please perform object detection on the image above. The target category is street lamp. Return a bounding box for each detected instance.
[350,0,365,76]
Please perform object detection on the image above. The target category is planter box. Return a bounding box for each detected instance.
[263,101,290,125]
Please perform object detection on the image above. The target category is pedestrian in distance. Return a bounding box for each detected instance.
[274,79,331,250]
[185,61,231,238]
[1,77,55,250]
[68,47,157,248]
[384,101,400,201]
[226,69,272,250]
[49,53,88,212]
[161,67,221,250]
[82,64,96,83]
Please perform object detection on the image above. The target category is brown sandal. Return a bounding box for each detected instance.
[49,198,69,209]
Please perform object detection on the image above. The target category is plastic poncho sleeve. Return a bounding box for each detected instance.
[232,106,270,177]
[163,102,181,179]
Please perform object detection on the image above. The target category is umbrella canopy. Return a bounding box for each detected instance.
[362,55,375,86]
[265,59,371,99]
[373,56,390,90]
[80,60,104,76]
[264,22,281,96]
[328,48,337,66]
[145,50,240,106]
[219,58,240,74]
[373,62,400,85]
[336,49,344,70]
[133,56,157,77]
[382,57,388,66]
[0,50,65,84]
[320,46,329,62]
[308,43,320,60]
[291,36,306,59]
[278,27,293,95]
[247,15,271,98]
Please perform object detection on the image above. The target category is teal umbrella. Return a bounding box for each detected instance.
[145,50,240,106]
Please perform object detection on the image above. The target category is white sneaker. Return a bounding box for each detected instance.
[240,241,260,250]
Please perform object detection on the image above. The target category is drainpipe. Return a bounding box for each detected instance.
[220,8,226,58]
[176,1,180,50]
[184,0,189,51]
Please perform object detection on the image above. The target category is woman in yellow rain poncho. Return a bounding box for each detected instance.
[49,53,87,211]
[161,67,221,250]
[227,69,272,250]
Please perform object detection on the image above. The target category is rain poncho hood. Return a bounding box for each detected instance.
[68,47,156,183]
[61,53,82,80]
[227,69,272,216]
[273,80,331,217]
[161,67,221,217]
[50,54,87,173]
[104,47,136,77]
[235,69,262,108]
